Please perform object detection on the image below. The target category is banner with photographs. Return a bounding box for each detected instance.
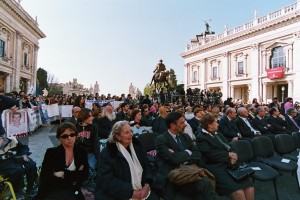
[6,110,28,137]
[27,107,42,132]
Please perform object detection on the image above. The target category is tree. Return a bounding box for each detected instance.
[37,68,48,95]
[143,83,155,96]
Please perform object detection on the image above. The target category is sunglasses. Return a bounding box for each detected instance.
[60,133,77,139]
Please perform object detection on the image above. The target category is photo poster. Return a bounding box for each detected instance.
[60,105,73,118]
[46,104,60,118]
[6,109,28,137]
[38,102,50,125]
[85,100,115,109]
[27,107,42,132]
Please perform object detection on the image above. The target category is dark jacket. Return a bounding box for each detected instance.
[236,117,256,138]
[252,116,274,135]
[95,137,153,200]
[267,115,289,134]
[152,116,168,134]
[284,115,300,133]
[187,117,200,133]
[218,116,239,142]
[116,111,131,122]
[0,95,19,113]
[94,116,116,139]
[35,145,89,200]
[154,132,202,199]
[75,123,100,157]
[66,116,77,125]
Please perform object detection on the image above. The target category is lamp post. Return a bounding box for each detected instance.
[281,86,285,103]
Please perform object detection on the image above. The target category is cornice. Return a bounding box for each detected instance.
[0,0,46,39]
[182,12,300,59]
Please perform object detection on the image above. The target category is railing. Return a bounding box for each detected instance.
[186,1,298,52]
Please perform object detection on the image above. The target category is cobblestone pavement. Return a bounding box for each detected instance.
[24,125,300,200]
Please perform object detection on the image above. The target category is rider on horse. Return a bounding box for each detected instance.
[151,59,166,84]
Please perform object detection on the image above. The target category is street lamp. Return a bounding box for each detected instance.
[281,86,285,102]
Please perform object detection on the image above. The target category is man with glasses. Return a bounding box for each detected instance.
[67,106,81,125]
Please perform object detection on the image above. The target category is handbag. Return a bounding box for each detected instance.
[227,163,254,181]
[167,163,216,189]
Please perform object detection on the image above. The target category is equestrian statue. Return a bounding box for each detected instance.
[150,59,171,91]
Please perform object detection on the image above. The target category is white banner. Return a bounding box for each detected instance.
[46,104,60,117]
[27,108,38,131]
[60,105,73,118]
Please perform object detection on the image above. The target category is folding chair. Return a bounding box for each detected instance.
[274,134,298,161]
[231,140,280,200]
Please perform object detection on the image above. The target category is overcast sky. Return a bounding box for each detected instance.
[21,0,296,96]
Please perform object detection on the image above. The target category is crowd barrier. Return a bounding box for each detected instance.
[1,100,123,138]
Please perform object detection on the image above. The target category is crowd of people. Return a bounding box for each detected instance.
[0,89,300,200]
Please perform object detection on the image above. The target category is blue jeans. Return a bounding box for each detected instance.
[87,153,97,178]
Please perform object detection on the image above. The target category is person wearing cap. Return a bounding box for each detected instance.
[0,134,37,199]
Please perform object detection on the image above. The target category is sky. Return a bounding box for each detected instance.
[20,0,296,96]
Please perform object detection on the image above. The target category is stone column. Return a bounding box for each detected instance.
[200,59,205,90]
[222,52,229,100]
[13,31,22,91]
[251,43,259,102]
[263,82,267,104]
[230,85,234,99]
[5,73,10,92]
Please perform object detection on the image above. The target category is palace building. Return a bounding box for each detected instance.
[182,1,300,103]
[0,0,45,93]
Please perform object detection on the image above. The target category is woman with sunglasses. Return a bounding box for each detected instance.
[34,122,89,200]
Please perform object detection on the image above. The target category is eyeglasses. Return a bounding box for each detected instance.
[60,133,77,139]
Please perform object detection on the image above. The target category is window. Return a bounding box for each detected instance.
[270,47,285,68]
[0,39,4,57]
[193,71,197,82]
[23,53,28,66]
[212,67,218,78]
[237,61,244,74]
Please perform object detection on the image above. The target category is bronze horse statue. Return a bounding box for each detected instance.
[150,70,171,91]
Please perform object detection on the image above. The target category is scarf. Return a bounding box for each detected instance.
[116,142,143,191]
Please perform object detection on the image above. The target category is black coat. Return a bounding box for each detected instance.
[35,145,89,200]
[95,137,154,200]
[252,116,274,135]
[196,130,252,195]
[267,115,289,134]
[152,116,168,134]
[154,132,202,199]
[187,117,200,133]
[284,115,300,133]
[94,116,116,139]
[236,117,256,138]
[218,116,239,142]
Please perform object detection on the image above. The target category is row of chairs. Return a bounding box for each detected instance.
[231,134,300,200]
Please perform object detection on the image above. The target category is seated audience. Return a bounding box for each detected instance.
[96,103,117,139]
[196,113,254,199]
[236,107,261,138]
[267,107,289,134]
[218,107,241,143]
[154,112,218,200]
[130,109,142,128]
[34,122,89,200]
[116,102,131,122]
[67,106,81,125]
[252,106,274,136]
[95,121,158,200]
[184,106,194,120]
[76,108,100,179]
[284,108,300,133]
[140,105,154,127]
[187,107,203,134]
[152,106,169,134]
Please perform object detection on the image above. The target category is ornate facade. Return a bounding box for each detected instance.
[182,1,300,103]
[62,78,89,96]
[0,0,45,93]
